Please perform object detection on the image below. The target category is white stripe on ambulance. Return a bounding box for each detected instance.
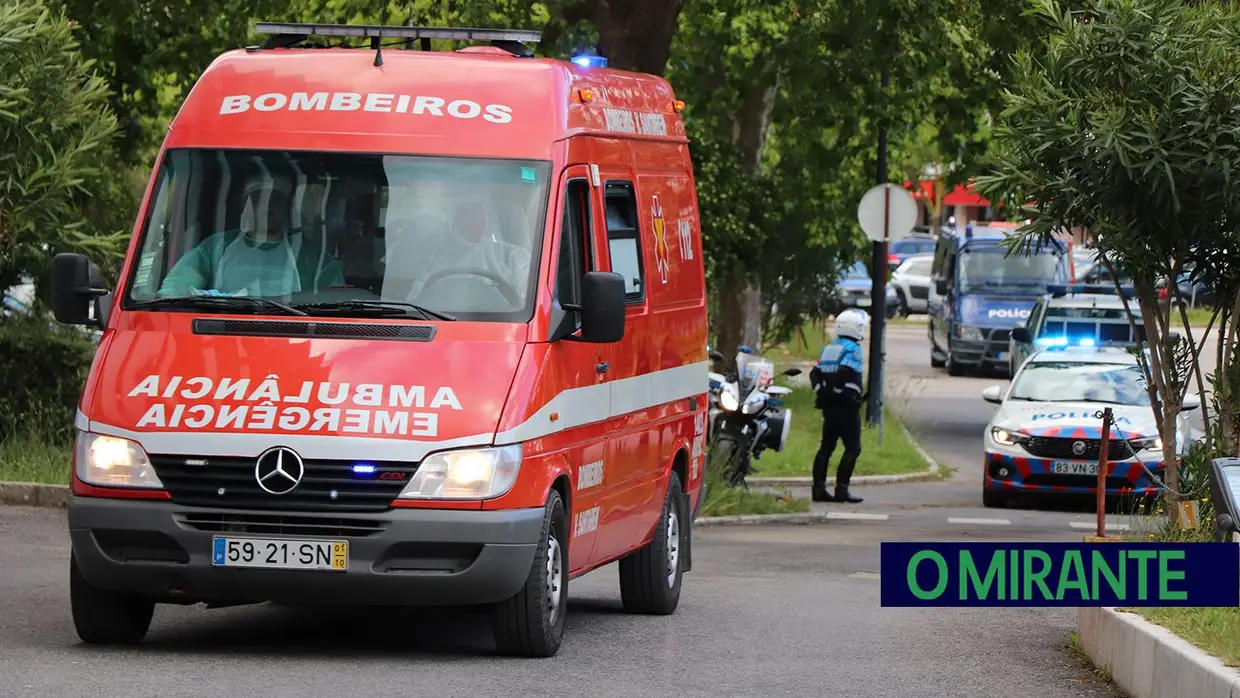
[219,92,514,123]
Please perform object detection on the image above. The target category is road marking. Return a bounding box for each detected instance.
[825,512,890,521]
[948,517,1011,525]
[1069,521,1131,532]
[849,572,881,580]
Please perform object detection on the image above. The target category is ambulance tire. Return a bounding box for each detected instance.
[69,552,154,645]
[491,489,568,658]
[618,471,685,616]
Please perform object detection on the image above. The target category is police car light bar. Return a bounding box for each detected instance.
[254,22,542,45]
[1047,283,1137,297]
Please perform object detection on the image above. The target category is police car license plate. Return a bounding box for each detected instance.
[1051,461,1097,476]
[212,537,348,571]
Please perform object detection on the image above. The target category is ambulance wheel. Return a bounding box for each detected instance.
[70,552,154,645]
[619,471,686,615]
[491,489,568,658]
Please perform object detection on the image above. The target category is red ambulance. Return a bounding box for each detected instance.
[51,22,709,658]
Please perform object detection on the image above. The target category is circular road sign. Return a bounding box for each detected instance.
[857,183,919,243]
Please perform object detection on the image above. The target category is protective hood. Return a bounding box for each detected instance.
[991,402,1160,442]
[959,295,1039,328]
[79,314,526,460]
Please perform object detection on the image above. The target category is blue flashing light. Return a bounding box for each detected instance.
[352,464,376,475]
[1036,335,1099,349]
[1048,283,1137,297]
[737,344,756,355]
[572,54,608,68]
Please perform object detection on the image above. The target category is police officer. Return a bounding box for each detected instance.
[809,309,870,503]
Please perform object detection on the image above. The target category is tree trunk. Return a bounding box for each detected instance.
[713,56,779,362]
[583,0,686,77]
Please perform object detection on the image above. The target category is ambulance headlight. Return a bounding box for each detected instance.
[73,432,163,489]
[398,444,523,500]
[719,386,740,412]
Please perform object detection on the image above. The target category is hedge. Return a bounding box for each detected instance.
[0,315,96,443]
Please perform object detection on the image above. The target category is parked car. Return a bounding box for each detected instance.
[890,253,933,315]
[834,260,899,318]
[887,234,938,273]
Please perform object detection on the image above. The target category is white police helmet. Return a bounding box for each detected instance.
[835,308,870,341]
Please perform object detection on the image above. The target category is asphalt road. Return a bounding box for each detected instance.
[0,321,1130,697]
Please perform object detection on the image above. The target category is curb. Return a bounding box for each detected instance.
[696,512,830,527]
[1077,607,1240,697]
[747,419,942,489]
[0,481,69,508]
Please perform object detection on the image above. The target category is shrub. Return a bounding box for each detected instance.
[0,315,96,443]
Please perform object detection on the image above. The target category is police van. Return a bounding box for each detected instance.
[50,22,709,658]
[927,223,1074,376]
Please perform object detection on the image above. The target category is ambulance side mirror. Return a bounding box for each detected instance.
[51,253,108,328]
[575,271,626,343]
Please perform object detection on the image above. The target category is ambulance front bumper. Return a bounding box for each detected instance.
[68,496,544,606]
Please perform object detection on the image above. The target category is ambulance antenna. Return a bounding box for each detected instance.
[373,5,387,66]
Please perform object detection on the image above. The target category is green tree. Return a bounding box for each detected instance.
[976,0,1240,517]
[0,0,128,295]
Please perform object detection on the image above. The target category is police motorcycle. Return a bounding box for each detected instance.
[706,345,801,486]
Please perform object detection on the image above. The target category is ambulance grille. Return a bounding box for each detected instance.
[149,455,418,513]
[192,318,436,341]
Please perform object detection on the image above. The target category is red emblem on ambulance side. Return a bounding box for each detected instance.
[651,195,670,283]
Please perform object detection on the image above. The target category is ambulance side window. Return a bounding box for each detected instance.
[555,179,592,308]
[603,181,645,303]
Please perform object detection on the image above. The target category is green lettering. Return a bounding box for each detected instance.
[1010,549,1019,599]
[908,551,948,600]
[960,550,1005,600]
[1056,551,1089,601]
[1023,550,1054,600]
[1129,551,1156,600]
[1091,550,1125,600]
[1158,550,1187,601]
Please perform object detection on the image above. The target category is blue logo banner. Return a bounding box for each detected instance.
[880,542,1239,607]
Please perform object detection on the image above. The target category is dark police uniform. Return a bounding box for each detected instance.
[809,335,866,503]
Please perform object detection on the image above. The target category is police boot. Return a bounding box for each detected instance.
[834,486,863,504]
[811,484,835,502]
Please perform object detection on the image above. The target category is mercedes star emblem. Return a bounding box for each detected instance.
[1072,440,1087,456]
[254,446,305,495]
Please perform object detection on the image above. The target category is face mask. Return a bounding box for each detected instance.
[212,232,302,297]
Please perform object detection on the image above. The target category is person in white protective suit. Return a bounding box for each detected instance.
[157,173,345,298]
[404,182,533,307]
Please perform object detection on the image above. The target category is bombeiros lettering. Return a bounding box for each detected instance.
[128,375,462,438]
[219,92,514,124]
[577,460,604,491]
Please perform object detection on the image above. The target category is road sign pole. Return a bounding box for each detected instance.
[866,74,890,430]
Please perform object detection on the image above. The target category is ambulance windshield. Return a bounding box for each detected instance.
[124,148,551,322]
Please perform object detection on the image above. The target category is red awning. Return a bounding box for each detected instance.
[943,183,989,207]
[902,180,937,202]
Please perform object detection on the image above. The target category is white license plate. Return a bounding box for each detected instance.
[1051,461,1098,476]
[212,537,348,571]
[856,298,872,307]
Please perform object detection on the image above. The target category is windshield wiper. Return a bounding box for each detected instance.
[132,295,307,316]
[293,300,457,321]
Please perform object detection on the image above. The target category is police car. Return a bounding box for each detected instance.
[1007,283,1145,375]
[980,343,1201,509]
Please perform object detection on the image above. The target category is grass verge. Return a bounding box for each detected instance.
[0,436,71,485]
[745,381,930,479]
[1124,607,1240,668]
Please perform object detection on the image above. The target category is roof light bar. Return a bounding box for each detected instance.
[1048,283,1137,297]
[254,22,543,44]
